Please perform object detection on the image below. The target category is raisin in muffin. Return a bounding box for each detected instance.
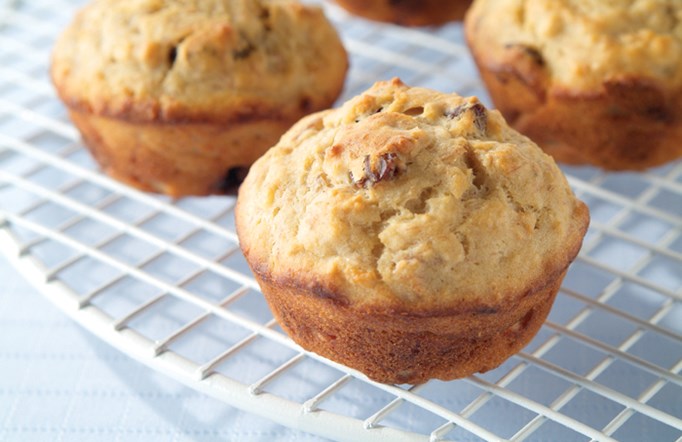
[465,0,682,170]
[51,0,348,197]
[334,0,472,27]
[236,79,589,384]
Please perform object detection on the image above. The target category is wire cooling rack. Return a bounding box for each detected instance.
[1,1,681,441]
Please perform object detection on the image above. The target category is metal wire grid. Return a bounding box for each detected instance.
[0,0,681,441]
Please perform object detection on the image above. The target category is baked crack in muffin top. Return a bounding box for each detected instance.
[237,79,589,313]
[51,0,347,123]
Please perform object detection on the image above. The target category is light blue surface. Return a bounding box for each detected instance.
[0,254,325,442]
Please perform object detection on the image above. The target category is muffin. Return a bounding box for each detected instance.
[51,0,348,197]
[236,79,589,384]
[334,0,472,27]
[465,0,682,170]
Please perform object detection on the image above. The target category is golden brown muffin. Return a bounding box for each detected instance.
[51,0,348,197]
[236,79,589,384]
[334,0,472,26]
[465,0,682,170]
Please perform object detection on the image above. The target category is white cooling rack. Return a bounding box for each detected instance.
[1,0,681,441]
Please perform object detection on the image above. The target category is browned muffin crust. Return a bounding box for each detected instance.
[465,0,682,170]
[335,0,472,27]
[69,111,294,195]
[252,262,567,384]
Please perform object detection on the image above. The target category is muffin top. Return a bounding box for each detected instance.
[466,0,682,92]
[237,79,589,313]
[51,0,347,123]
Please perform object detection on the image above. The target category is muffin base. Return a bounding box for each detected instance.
[69,110,297,197]
[467,41,682,170]
[254,269,566,385]
[334,0,472,27]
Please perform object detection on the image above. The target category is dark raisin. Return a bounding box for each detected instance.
[363,154,377,182]
[643,105,672,122]
[350,153,402,188]
[445,103,487,134]
[470,103,487,132]
[233,43,255,59]
[505,43,545,66]
[445,104,467,119]
[377,155,389,179]
[168,46,178,67]
[299,97,312,112]
[377,152,399,181]
[522,46,544,65]
[215,166,249,194]
[233,31,255,60]
[259,6,271,31]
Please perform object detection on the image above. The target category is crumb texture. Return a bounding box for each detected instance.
[468,0,682,91]
[51,0,347,122]
[238,79,589,310]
